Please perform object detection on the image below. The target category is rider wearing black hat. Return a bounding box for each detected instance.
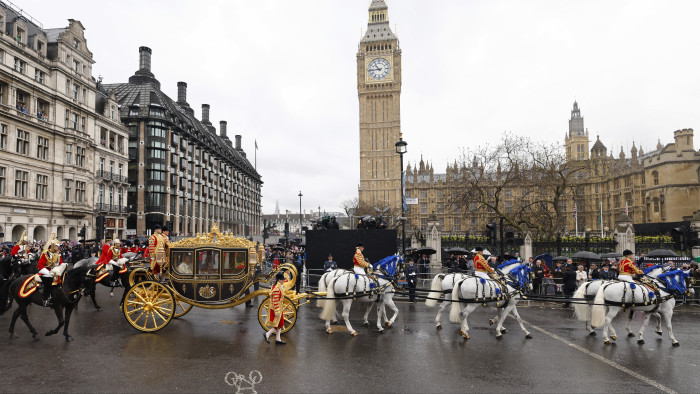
[619,249,643,283]
[353,243,370,275]
[264,271,288,344]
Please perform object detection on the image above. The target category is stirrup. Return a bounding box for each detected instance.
[42,299,54,307]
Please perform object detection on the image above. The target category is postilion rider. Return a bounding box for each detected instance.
[353,242,371,276]
[264,271,288,345]
[36,236,67,307]
[94,237,127,276]
[473,246,497,280]
[11,231,30,261]
[148,224,169,280]
[618,249,644,283]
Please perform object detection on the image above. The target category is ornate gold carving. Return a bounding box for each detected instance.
[182,284,186,293]
[199,285,217,299]
[169,223,256,250]
[229,284,234,293]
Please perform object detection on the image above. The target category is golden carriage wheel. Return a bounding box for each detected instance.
[173,299,193,318]
[128,267,153,287]
[122,280,175,332]
[257,296,297,334]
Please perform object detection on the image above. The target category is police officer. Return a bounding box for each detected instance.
[405,258,418,302]
[323,254,337,273]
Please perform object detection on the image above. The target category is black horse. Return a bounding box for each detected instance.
[0,265,90,342]
[82,263,133,311]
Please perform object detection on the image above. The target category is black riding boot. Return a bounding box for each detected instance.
[41,276,54,307]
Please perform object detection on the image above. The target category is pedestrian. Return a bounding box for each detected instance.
[532,259,545,294]
[294,253,303,293]
[263,272,288,345]
[599,264,614,280]
[329,216,340,230]
[588,263,599,280]
[323,254,337,273]
[418,253,431,280]
[544,274,556,296]
[405,258,418,302]
[576,265,587,287]
[562,265,578,308]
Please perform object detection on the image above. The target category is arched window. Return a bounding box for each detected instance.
[651,171,659,186]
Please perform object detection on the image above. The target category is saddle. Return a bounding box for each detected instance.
[19,274,62,299]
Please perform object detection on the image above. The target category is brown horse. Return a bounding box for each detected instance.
[0,266,89,342]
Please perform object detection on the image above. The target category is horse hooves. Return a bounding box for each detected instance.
[496,334,502,340]
[378,329,384,334]
[500,328,508,334]
[610,335,617,341]
[588,331,597,336]
[656,331,663,336]
[489,319,495,326]
[672,342,680,347]
[525,333,533,339]
[110,293,114,297]
[331,321,338,325]
[604,340,611,345]
[627,333,635,337]
[9,333,18,339]
[637,339,645,345]
[350,332,358,337]
[96,308,103,312]
[362,322,370,327]
[45,331,53,337]
[463,334,470,340]
[459,329,465,336]
[65,336,73,342]
[326,329,333,334]
[436,324,442,330]
[385,322,392,328]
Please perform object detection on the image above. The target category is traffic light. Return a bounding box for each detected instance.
[486,223,497,244]
[284,222,289,238]
[505,231,515,245]
[78,225,86,238]
[96,215,105,241]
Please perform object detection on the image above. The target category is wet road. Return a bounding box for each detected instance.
[0,286,698,393]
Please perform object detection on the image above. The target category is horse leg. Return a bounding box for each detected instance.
[586,316,596,336]
[63,305,74,342]
[17,305,39,339]
[90,291,102,311]
[602,307,620,344]
[608,317,618,341]
[459,304,477,339]
[489,314,499,327]
[46,305,65,337]
[508,303,532,338]
[341,300,356,336]
[9,305,23,339]
[436,295,451,329]
[660,304,679,346]
[383,297,399,328]
[363,302,372,327]
[625,311,635,337]
[652,312,663,336]
[636,312,652,344]
[374,301,385,333]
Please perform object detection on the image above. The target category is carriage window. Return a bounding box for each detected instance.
[222,251,246,275]
[171,251,194,275]
[198,250,219,275]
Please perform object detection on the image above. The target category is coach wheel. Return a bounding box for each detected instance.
[258,296,297,334]
[173,299,193,318]
[128,267,152,287]
[122,280,174,332]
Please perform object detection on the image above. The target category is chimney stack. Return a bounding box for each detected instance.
[201,104,210,123]
[138,46,152,72]
[235,135,242,150]
[220,121,227,138]
[177,82,188,104]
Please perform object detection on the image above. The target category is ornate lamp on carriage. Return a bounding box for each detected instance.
[120,223,309,335]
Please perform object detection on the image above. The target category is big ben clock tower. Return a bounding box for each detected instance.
[358,0,402,214]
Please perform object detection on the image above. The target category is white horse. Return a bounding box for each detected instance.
[316,269,350,308]
[448,261,533,340]
[425,272,471,329]
[320,255,400,336]
[574,275,663,338]
[591,267,692,346]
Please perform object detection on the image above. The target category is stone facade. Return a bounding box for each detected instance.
[405,102,700,236]
[357,0,403,217]
[0,5,121,242]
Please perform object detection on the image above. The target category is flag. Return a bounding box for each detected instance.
[573,203,577,219]
[255,139,258,150]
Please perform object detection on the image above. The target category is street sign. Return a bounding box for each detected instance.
[405,197,418,205]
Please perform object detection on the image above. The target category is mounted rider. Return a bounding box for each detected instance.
[353,243,370,276]
[36,233,66,307]
[11,230,30,260]
[95,236,127,275]
[473,247,496,280]
[618,249,644,283]
[149,224,169,280]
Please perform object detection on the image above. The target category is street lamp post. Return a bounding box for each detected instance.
[298,191,303,237]
[395,134,408,257]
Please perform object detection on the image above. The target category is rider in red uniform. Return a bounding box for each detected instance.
[473,246,495,280]
[37,235,65,307]
[264,272,288,344]
[618,249,643,283]
[11,231,29,259]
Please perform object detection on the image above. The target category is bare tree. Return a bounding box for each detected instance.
[453,132,593,238]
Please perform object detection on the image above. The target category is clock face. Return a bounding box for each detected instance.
[368,57,391,80]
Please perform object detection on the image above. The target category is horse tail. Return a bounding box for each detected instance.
[449,280,463,323]
[316,272,328,308]
[590,284,607,328]
[320,276,338,321]
[425,274,445,307]
[572,282,590,321]
[0,278,13,315]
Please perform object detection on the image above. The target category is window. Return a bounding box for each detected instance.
[65,144,73,165]
[65,79,70,96]
[14,170,27,197]
[64,179,71,201]
[71,113,78,130]
[0,167,5,195]
[118,163,124,177]
[75,181,85,203]
[99,157,105,172]
[420,190,427,199]
[73,38,79,49]
[81,117,86,131]
[15,129,29,155]
[34,69,45,84]
[82,88,87,103]
[110,106,115,120]
[117,188,123,208]
[108,186,114,205]
[36,136,48,160]
[75,147,85,167]
[35,174,47,200]
[72,84,79,100]
[653,198,660,213]
[64,109,70,128]
[0,124,6,150]
[420,202,428,214]
[652,171,659,186]
[98,183,104,204]
[13,58,25,73]
[73,59,80,73]
[129,107,139,116]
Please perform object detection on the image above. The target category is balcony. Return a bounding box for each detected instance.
[95,203,129,214]
[96,170,130,184]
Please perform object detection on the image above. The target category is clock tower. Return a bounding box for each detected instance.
[357,0,402,214]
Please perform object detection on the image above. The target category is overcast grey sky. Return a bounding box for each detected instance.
[20,0,700,215]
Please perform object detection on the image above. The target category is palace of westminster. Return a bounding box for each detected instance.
[357,1,700,237]
[0,2,261,242]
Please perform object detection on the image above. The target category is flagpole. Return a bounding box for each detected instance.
[254,139,257,170]
[574,203,578,237]
[600,200,604,237]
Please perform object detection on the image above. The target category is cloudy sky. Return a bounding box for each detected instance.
[20,0,700,215]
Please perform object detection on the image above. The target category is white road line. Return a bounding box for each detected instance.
[522,319,677,394]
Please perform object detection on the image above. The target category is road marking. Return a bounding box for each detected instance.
[522,319,677,394]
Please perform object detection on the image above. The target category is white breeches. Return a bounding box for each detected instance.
[38,268,51,277]
[38,264,66,279]
[618,274,634,283]
[474,271,491,280]
[353,266,366,275]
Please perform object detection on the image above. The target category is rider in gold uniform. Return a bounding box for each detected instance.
[36,234,66,307]
[618,249,643,283]
[473,246,495,280]
[353,243,370,275]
